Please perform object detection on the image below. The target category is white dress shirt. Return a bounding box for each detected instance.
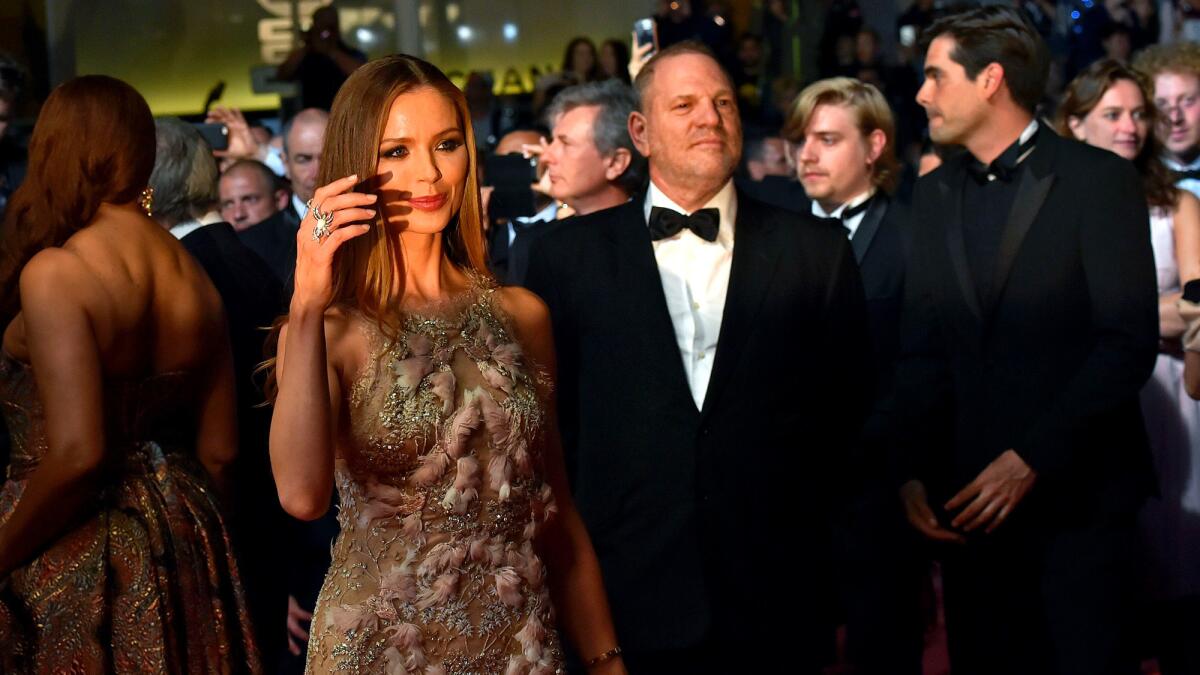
[644,179,736,410]
[292,194,308,222]
[811,188,876,239]
[1165,154,1200,202]
[169,210,224,240]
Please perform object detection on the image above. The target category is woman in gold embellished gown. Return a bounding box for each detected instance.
[268,55,626,675]
[0,76,260,671]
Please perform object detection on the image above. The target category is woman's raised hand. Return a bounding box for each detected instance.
[292,174,377,312]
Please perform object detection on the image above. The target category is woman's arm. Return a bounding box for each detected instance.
[269,176,376,521]
[498,287,626,675]
[0,250,108,579]
[1165,193,1200,339]
[195,325,239,500]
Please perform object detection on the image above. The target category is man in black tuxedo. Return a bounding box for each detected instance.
[785,76,922,675]
[149,117,288,662]
[525,42,872,673]
[890,7,1158,674]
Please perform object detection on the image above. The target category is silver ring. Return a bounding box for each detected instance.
[308,200,333,241]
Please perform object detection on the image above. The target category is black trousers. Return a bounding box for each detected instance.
[832,484,926,675]
[941,513,1140,675]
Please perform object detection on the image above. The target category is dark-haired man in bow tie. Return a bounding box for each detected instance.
[893,6,1158,674]
[525,40,872,674]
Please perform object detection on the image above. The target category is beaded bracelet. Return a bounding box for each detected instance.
[584,646,623,669]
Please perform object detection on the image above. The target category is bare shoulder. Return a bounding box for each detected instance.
[493,286,551,335]
[19,247,95,311]
[1176,190,1200,224]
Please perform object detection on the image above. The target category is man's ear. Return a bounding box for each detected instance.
[866,128,887,165]
[604,148,633,181]
[979,62,1006,101]
[628,111,651,157]
[275,189,290,211]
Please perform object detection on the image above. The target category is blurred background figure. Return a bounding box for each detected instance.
[219,159,289,233]
[148,117,288,663]
[0,54,27,222]
[275,3,365,111]
[1136,42,1200,200]
[1059,58,1200,675]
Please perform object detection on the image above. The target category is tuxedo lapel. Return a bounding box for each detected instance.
[985,135,1057,313]
[604,201,699,413]
[851,195,887,263]
[941,163,985,323]
[701,195,781,418]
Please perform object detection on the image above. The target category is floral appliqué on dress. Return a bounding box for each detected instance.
[305,280,563,675]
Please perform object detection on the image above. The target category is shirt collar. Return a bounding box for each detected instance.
[169,210,223,240]
[643,179,737,249]
[810,188,875,220]
[293,194,308,220]
[1164,153,1200,172]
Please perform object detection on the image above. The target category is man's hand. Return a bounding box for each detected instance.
[945,449,1037,534]
[205,106,267,165]
[286,594,313,656]
[900,480,965,543]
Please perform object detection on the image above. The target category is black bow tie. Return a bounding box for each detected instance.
[1175,168,1200,181]
[967,129,1039,185]
[648,206,720,242]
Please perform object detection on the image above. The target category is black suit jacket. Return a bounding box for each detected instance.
[238,207,300,289]
[179,222,288,658]
[887,130,1158,523]
[525,193,872,657]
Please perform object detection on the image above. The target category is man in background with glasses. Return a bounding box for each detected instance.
[1136,42,1200,199]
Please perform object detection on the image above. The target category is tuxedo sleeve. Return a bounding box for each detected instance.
[879,178,954,486]
[1014,157,1158,478]
[820,230,875,495]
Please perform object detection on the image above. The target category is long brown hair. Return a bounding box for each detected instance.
[1056,58,1178,210]
[0,75,154,323]
[320,54,489,337]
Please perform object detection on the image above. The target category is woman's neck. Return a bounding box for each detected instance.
[395,231,465,305]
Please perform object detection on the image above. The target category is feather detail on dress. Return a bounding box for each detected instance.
[379,569,418,604]
[505,655,526,675]
[477,390,513,447]
[516,613,545,663]
[412,451,452,486]
[330,604,380,634]
[495,566,524,608]
[454,456,481,491]
[444,394,482,459]
[427,371,456,416]
[416,573,459,610]
[481,365,514,396]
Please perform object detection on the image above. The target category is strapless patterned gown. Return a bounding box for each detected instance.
[304,280,563,674]
[0,352,261,673]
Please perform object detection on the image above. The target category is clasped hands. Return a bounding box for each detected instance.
[900,449,1037,543]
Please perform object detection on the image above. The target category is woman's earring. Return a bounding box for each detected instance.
[139,187,154,217]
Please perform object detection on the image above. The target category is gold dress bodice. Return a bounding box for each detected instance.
[305,280,563,675]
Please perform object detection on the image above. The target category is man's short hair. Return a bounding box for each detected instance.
[633,40,731,110]
[1134,41,1200,81]
[544,79,646,194]
[223,158,283,194]
[281,108,329,156]
[782,77,901,194]
[920,5,1050,114]
[0,53,25,105]
[149,117,220,226]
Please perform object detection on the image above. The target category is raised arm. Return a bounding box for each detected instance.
[0,250,108,579]
[269,175,376,520]
[498,287,625,675]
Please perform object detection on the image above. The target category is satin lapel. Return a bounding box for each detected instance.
[851,196,887,263]
[700,196,781,419]
[985,138,1056,313]
[942,165,984,322]
[604,200,699,412]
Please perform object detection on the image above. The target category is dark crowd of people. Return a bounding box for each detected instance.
[1,1,1200,674]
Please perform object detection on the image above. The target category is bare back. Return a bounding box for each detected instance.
[3,203,227,378]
